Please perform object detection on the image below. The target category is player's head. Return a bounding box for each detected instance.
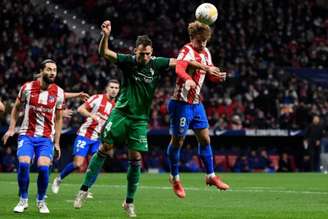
[134,35,153,65]
[188,21,211,52]
[39,59,57,84]
[105,79,120,98]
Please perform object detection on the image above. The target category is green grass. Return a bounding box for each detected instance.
[0,173,328,219]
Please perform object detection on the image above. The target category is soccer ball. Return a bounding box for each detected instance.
[195,3,218,25]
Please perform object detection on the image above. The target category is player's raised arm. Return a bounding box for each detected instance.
[98,20,118,62]
[2,98,21,144]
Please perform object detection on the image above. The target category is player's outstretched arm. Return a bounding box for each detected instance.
[188,61,226,82]
[169,58,177,67]
[0,100,5,112]
[64,92,90,102]
[2,98,21,144]
[98,20,118,62]
[77,103,105,121]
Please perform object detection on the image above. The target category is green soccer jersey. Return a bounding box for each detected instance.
[114,53,170,120]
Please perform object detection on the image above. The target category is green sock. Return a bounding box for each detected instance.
[82,152,106,188]
[126,160,141,202]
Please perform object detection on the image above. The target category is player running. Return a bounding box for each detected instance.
[51,80,119,194]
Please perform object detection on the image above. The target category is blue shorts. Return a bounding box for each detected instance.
[168,99,209,136]
[17,135,54,160]
[73,135,101,157]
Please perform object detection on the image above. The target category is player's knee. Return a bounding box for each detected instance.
[99,143,113,153]
[74,159,84,168]
[37,156,51,166]
[128,151,142,160]
[18,156,31,164]
[129,159,142,168]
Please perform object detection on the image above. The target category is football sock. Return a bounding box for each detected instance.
[81,151,107,189]
[198,144,215,174]
[17,162,30,199]
[59,162,76,180]
[126,159,141,203]
[37,165,49,201]
[167,144,181,178]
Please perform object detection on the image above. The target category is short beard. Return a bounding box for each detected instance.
[42,75,54,84]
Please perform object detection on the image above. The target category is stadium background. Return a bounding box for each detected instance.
[0,0,327,174]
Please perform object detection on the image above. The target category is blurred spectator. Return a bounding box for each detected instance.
[1,147,16,172]
[278,153,292,172]
[303,115,325,171]
[180,144,201,172]
[233,155,250,172]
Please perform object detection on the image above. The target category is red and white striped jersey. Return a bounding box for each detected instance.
[77,94,115,140]
[18,80,65,140]
[172,43,213,104]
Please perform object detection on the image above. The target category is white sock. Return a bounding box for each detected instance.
[171,174,180,181]
[207,173,215,178]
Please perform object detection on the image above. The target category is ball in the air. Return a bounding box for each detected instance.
[195,3,218,25]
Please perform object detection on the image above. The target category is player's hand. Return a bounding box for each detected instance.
[207,66,221,76]
[208,69,227,82]
[54,144,61,160]
[79,92,90,102]
[63,109,73,118]
[2,128,15,145]
[185,79,197,90]
[101,20,111,36]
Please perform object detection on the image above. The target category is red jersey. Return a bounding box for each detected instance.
[77,94,115,140]
[173,43,213,104]
[18,80,65,140]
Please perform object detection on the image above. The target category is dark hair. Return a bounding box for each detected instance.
[39,59,56,72]
[108,79,120,85]
[135,35,152,48]
[188,21,212,41]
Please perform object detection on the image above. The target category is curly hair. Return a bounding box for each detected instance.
[188,21,212,41]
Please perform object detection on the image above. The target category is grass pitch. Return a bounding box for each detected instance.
[0,173,327,219]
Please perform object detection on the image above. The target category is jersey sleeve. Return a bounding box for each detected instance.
[56,88,65,110]
[117,53,134,65]
[84,95,99,111]
[17,83,29,102]
[205,48,213,66]
[177,46,194,61]
[153,57,170,70]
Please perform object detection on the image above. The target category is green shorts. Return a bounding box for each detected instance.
[100,109,149,152]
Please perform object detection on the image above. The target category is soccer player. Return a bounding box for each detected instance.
[73,20,177,217]
[167,21,230,198]
[73,20,220,216]
[2,59,64,213]
[51,80,120,194]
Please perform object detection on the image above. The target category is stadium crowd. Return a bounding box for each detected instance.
[0,0,327,172]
